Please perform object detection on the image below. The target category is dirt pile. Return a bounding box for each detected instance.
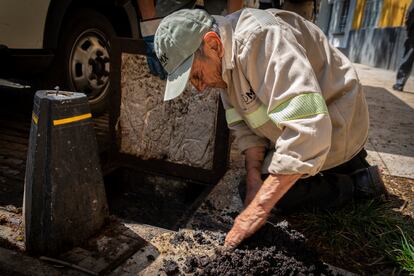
[162,259,180,276]
[192,221,329,275]
[161,221,333,275]
[190,246,322,275]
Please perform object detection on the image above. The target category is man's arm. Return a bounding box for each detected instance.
[225,173,301,248]
[221,90,270,165]
[244,146,266,206]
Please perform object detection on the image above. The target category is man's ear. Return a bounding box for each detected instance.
[203,31,224,58]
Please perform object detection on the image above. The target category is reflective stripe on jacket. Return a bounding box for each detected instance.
[214,9,369,177]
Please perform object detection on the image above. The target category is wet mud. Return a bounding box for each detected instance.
[192,222,330,275]
[162,259,180,276]
[161,221,333,275]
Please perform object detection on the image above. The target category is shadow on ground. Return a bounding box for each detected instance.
[104,168,208,231]
[364,85,414,158]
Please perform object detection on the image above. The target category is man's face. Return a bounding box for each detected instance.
[189,32,227,92]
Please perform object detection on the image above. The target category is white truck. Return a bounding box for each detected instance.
[0,0,195,113]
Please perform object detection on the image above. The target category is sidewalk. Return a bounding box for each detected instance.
[354,63,414,179]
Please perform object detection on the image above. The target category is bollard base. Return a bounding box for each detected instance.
[24,90,108,256]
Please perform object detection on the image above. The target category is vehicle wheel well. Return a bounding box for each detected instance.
[65,0,132,37]
[44,0,133,49]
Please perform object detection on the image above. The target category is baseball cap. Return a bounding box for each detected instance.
[154,9,214,101]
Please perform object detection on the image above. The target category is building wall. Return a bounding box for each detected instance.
[318,0,412,71]
[347,27,405,70]
[378,0,410,27]
[351,0,366,29]
[345,0,412,71]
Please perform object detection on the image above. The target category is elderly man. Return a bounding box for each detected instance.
[154,8,386,248]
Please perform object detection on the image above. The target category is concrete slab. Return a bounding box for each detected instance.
[58,220,150,275]
[365,140,389,175]
[354,63,414,98]
[376,152,414,178]
[354,63,414,179]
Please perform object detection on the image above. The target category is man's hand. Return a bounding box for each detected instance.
[225,196,268,248]
[225,173,301,248]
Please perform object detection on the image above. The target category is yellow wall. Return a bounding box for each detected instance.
[352,0,411,29]
[378,0,411,27]
[352,0,366,29]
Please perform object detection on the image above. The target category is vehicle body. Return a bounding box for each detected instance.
[0,0,195,113]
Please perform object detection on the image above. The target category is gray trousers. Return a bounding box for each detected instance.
[395,33,414,88]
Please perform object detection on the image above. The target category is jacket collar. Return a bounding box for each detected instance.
[212,15,235,85]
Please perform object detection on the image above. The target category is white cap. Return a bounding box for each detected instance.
[154,9,214,101]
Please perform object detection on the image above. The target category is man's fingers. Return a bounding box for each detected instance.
[223,244,236,252]
[223,243,236,251]
[224,237,239,248]
[224,228,244,248]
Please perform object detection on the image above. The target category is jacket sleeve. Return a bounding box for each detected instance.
[239,20,332,176]
[220,91,270,153]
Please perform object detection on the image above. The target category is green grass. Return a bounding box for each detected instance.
[395,231,414,272]
[285,199,414,274]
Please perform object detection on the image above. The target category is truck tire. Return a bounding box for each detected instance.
[51,8,116,114]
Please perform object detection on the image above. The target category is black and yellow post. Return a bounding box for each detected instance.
[24,90,108,256]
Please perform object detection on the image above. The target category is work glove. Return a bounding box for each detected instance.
[140,19,167,80]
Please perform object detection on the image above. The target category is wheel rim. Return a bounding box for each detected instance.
[69,29,110,104]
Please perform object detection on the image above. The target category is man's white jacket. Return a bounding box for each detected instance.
[214,8,369,177]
